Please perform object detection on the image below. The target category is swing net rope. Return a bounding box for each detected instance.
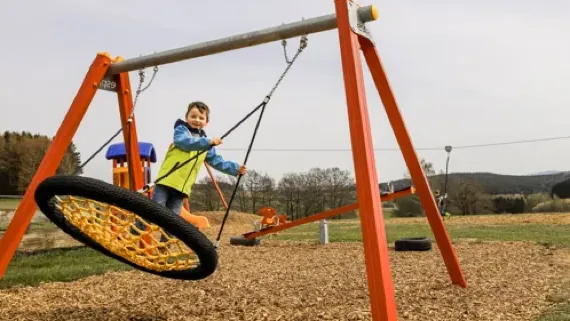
[53,195,199,272]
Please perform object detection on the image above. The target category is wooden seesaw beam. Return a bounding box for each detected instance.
[243,186,415,239]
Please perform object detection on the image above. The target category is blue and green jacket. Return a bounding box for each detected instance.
[155,119,240,197]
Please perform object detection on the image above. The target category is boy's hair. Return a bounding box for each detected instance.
[186,101,210,121]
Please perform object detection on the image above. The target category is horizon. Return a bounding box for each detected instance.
[1,0,568,186]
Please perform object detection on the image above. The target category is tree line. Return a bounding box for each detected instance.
[191,167,359,220]
[0,131,82,195]
[391,159,570,217]
[2,131,569,219]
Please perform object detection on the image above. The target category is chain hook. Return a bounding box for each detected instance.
[299,34,308,50]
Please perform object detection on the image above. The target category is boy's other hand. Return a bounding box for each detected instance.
[238,165,247,175]
[210,137,222,146]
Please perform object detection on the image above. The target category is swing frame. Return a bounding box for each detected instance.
[0,1,467,320]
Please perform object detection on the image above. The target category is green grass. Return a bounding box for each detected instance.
[1,220,58,232]
[273,221,570,248]
[0,198,21,210]
[0,247,132,289]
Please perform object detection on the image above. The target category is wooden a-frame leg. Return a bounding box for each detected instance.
[0,53,112,278]
[358,36,467,288]
[115,69,144,191]
[334,1,398,320]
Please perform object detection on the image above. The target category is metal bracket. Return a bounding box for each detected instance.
[347,1,375,45]
[98,73,118,92]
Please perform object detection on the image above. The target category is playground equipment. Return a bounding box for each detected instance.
[106,142,156,189]
[0,1,467,320]
[240,186,416,241]
[105,141,211,230]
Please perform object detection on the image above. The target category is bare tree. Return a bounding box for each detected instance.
[259,173,276,208]
[448,179,493,215]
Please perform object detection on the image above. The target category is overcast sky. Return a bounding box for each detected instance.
[1,0,569,186]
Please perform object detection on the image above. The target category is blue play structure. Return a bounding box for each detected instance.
[105,142,157,188]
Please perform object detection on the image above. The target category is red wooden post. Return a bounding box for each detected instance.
[0,53,112,278]
[334,1,398,320]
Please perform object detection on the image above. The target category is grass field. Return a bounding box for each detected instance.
[0,198,21,210]
[1,210,569,320]
[274,215,570,248]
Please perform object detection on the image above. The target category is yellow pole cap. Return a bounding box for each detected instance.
[370,5,379,20]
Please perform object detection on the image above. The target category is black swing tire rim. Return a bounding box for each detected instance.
[34,175,218,281]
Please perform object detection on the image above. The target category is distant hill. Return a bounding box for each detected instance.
[380,171,570,195]
[527,170,565,176]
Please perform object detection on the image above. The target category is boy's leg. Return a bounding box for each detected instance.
[132,184,169,235]
[159,189,185,242]
[167,195,184,216]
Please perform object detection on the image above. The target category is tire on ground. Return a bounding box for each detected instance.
[394,237,432,251]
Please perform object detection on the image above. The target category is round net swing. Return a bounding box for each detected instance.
[35,175,218,280]
[33,35,308,281]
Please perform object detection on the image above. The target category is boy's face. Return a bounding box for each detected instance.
[186,106,209,129]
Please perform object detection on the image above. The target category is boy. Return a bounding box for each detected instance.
[135,101,246,239]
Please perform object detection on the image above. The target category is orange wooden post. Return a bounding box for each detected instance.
[333,1,398,320]
[114,68,151,249]
[205,163,229,209]
[0,53,112,278]
[359,36,467,287]
[115,68,144,191]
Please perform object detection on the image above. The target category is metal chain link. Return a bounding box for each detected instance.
[128,65,159,122]
[268,35,308,101]
[76,65,159,173]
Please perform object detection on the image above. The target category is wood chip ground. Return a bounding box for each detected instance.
[1,212,569,321]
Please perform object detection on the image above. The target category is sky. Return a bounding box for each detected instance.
[0,0,569,186]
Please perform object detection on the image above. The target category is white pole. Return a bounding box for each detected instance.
[319,219,329,245]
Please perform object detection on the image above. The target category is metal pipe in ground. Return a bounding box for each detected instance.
[319,219,329,245]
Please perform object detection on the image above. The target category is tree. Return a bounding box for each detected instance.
[447,179,493,215]
[403,158,436,180]
[0,131,83,194]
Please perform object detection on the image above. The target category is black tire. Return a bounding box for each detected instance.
[229,235,260,246]
[34,175,218,281]
[394,237,432,251]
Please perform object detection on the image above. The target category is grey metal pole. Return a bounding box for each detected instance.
[107,5,378,75]
[319,219,329,245]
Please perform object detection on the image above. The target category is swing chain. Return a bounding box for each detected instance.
[74,65,159,174]
[141,35,309,195]
[271,34,308,101]
[213,35,308,248]
[129,66,159,123]
[281,18,307,64]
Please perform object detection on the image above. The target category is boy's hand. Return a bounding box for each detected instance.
[210,137,222,146]
[238,165,247,175]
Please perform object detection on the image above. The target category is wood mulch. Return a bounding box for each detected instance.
[1,235,569,321]
[1,211,569,320]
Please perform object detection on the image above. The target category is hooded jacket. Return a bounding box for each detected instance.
[155,119,240,197]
